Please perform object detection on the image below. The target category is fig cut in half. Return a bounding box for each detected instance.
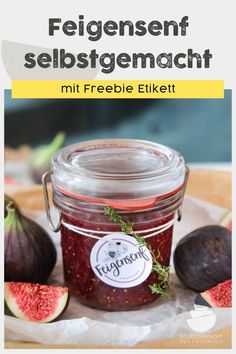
[5,282,69,323]
[195,279,232,308]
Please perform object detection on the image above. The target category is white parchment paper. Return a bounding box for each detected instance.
[5,196,232,346]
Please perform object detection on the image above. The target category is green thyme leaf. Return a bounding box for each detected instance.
[149,283,169,300]
[104,206,170,300]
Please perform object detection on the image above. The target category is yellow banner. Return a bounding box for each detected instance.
[12,80,224,99]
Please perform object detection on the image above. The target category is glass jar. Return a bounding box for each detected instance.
[43,139,188,311]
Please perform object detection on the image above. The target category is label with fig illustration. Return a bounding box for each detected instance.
[90,233,153,288]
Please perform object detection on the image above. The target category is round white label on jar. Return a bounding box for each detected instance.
[90,233,153,288]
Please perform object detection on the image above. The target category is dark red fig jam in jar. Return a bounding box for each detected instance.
[47,139,187,311]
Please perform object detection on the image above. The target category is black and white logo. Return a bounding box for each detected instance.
[90,233,153,288]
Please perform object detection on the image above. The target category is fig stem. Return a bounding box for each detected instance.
[5,201,23,231]
[5,201,17,215]
[32,132,65,168]
[51,132,65,150]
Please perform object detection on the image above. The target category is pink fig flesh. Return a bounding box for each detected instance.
[4,282,69,322]
[198,279,232,308]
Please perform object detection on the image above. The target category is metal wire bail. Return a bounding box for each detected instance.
[42,166,189,230]
[177,165,190,222]
[42,171,61,232]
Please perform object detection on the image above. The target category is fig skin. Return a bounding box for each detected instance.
[174,225,231,292]
[5,295,70,322]
[4,282,69,323]
[4,200,57,283]
[195,279,232,308]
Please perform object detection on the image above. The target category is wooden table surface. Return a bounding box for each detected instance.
[4,169,232,349]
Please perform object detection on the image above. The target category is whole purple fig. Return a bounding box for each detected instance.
[4,196,57,283]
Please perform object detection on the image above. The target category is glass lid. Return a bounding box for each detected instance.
[51,139,186,204]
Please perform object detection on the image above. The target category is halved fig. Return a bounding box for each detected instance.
[4,282,69,323]
[195,279,232,308]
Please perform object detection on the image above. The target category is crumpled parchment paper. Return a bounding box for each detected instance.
[5,196,231,346]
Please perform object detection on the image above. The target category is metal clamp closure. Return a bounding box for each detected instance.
[177,165,190,221]
[42,171,61,232]
[42,166,190,231]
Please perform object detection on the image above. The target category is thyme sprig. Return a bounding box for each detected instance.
[104,206,170,300]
